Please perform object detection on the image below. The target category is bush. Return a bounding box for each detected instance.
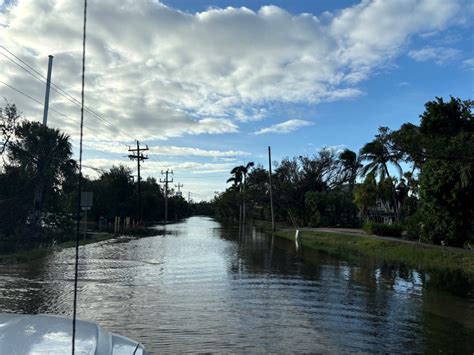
[363,221,403,238]
[402,211,423,241]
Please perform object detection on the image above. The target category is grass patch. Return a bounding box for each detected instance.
[275,230,474,279]
[0,232,116,263]
[58,232,115,248]
[0,248,51,263]
[0,227,161,264]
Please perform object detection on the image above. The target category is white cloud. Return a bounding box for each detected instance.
[408,46,461,65]
[330,0,463,69]
[148,145,249,158]
[83,141,249,157]
[462,58,474,70]
[255,119,313,135]
[0,0,470,200]
[82,158,235,177]
[0,0,467,142]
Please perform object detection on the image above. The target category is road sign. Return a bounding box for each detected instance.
[81,191,93,208]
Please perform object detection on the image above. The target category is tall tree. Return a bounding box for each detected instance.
[360,127,403,221]
[338,149,361,191]
[92,165,135,220]
[417,97,473,246]
[391,97,473,246]
[7,121,75,228]
[354,172,377,222]
[0,101,22,160]
[227,162,254,225]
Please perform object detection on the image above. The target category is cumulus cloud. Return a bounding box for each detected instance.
[0,0,470,199]
[148,145,249,158]
[408,46,461,65]
[255,119,313,135]
[462,58,474,70]
[84,140,249,157]
[82,158,235,178]
[0,0,467,140]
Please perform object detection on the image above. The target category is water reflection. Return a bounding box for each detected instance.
[0,217,472,353]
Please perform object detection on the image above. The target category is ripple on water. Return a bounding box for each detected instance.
[0,217,473,353]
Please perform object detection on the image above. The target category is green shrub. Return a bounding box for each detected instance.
[402,211,423,241]
[363,221,403,238]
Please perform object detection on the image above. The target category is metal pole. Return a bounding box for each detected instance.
[165,170,168,223]
[42,55,54,126]
[268,146,275,232]
[137,140,141,224]
[83,210,87,240]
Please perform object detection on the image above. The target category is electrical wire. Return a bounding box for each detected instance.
[0,45,137,141]
[0,80,120,144]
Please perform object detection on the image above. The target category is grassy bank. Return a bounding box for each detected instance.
[0,226,162,263]
[0,232,116,263]
[274,230,474,279]
[57,232,116,248]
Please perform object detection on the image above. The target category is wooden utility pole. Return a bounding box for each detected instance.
[128,140,149,223]
[175,182,183,197]
[160,169,173,223]
[268,146,275,232]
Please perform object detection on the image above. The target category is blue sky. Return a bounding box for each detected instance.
[0,0,473,200]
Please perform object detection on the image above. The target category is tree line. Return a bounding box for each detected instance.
[0,102,189,250]
[211,97,473,248]
[1,96,472,249]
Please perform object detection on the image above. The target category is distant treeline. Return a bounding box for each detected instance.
[211,97,473,248]
[0,96,472,249]
[0,103,189,250]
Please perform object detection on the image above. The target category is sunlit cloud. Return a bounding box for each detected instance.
[255,119,313,135]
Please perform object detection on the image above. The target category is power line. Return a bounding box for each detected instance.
[0,79,43,106]
[0,80,118,143]
[0,48,125,136]
[0,81,127,168]
[0,45,136,141]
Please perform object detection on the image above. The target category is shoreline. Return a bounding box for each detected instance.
[0,226,160,263]
[268,228,473,292]
[274,230,474,274]
[251,220,473,293]
[0,232,117,263]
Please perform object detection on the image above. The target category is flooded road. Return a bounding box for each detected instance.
[0,216,473,353]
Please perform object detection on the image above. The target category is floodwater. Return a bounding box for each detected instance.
[0,216,473,353]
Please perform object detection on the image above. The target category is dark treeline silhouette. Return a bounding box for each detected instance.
[211,97,473,248]
[0,101,189,251]
[1,96,472,249]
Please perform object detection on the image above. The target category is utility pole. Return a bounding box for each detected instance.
[268,146,275,232]
[175,182,183,197]
[160,169,173,223]
[43,55,54,126]
[188,191,192,203]
[128,140,149,223]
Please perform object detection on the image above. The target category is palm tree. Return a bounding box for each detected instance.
[8,121,75,228]
[360,127,402,222]
[338,149,362,191]
[227,162,254,226]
